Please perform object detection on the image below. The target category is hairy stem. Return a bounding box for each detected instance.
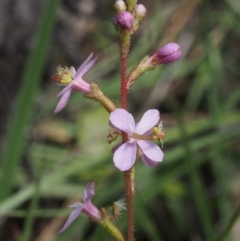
[121,56,128,109]
[124,168,135,241]
[120,49,135,241]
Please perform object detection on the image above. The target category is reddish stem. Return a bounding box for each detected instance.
[124,168,135,241]
[120,54,135,241]
[121,56,128,109]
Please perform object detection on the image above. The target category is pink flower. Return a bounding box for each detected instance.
[150,43,181,65]
[53,53,97,114]
[59,182,101,233]
[109,108,164,171]
[113,11,134,30]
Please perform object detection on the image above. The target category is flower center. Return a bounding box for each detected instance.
[129,123,165,142]
[129,133,151,141]
[52,66,73,84]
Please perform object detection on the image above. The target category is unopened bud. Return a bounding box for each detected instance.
[114,0,126,13]
[113,11,134,30]
[127,43,181,89]
[135,4,147,21]
[151,43,182,65]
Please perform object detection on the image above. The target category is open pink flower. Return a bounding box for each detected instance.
[58,182,101,233]
[53,53,97,114]
[109,108,164,171]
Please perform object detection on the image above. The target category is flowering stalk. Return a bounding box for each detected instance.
[119,23,135,241]
[53,1,182,240]
[121,37,135,241]
[124,167,135,241]
[112,3,136,237]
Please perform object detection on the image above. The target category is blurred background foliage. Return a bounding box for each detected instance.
[0,0,240,240]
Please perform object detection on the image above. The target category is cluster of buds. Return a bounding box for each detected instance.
[113,0,147,32]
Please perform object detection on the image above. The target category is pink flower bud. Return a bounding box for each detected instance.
[113,11,134,30]
[114,0,126,13]
[152,43,182,65]
[136,4,147,20]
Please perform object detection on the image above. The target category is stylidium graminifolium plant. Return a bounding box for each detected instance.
[52,0,181,240]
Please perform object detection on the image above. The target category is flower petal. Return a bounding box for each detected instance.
[137,140,163,162]
[110,108,135,133]
[141,153,159,168]
[57,82,73,97]
[54,89,72,114]
[83,182,95,203]
[69,202,83,208]
[75,53,97,79]
[73,79,91,93]
[74,53,93,76]
[135,109,160,134]
[113,142,137,171]
[58,206,83,233]
[82,201,101,220]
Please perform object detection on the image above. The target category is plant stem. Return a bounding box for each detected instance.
[124,168,135,241]
[121,56,128,109]
[120,50,135,241]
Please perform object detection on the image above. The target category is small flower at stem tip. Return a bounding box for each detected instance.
[58,182,101,233]
[113,11,134,30]
[150,43,182,65]
[52,53,97,114]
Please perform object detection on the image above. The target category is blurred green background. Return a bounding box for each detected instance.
[0,0,240,240]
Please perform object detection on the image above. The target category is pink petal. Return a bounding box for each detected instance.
[69,202,83,208]
[135,109,160,134]
[82,201,101,220]
[57,83,73,97]
[83,182,95,203]
[113,142,137,171]
[110,108,135,133]
[137,140,163,162]
[75,53,97,79]
[54,89,72,114]
[74,53,93,76]
[141,154,159,168]
[157,43,180,56]
[73,79,91,93]
[58,206,83,233]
